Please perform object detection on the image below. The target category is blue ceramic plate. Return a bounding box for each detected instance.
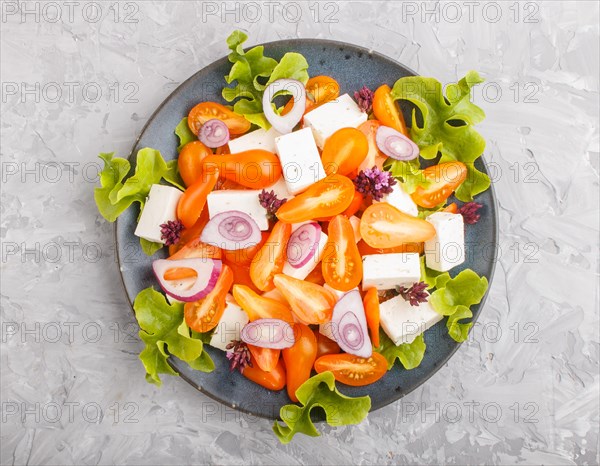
[116,39,498,420]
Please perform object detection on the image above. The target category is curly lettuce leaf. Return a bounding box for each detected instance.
[376,332,426,370]
[112,148,168,203]
[94,152,133,222]
[383,158,431,195]
[273,372,371,444]
[222,30,309,129]
[134,288,213,385]
[140,238,163,256]
[164,159,185,190]
[175,117,196,152]
[390,71,490,201]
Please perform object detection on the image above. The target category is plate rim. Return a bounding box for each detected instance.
[114,37,499,421]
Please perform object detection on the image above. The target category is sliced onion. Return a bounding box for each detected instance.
[240,318,295,349]
[153,258,222,302]
[330,289,372,358]
[200,210,261,251]
[199,119,230,148]
[286,222,321,268]
[376,125,419,161]
[262,79,306,134]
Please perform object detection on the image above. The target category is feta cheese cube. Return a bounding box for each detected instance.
[207,190,269,231]
[303,94,368,148]
[282,222,328,280]
[228,127,281,154]
[375,183,418,217]
[134,184,183,243]
[379,295,443,345]
[362,253,421,291]
[209,295,249,351]
[274,127,326,194]
[424,212,465,272]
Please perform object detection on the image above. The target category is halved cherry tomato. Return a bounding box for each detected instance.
[321,128,368,176]
[358,120,388,171]
[247,345,280,373]
[314,330,341,358]
[411,162,467,208]
[224,261,260,294]
[168,238,222,261]
[178,141,212,187]
[273,274,336,324]
[357,240,423,256]
[281,75,340,116]
[283,323,317,402]
[314,191,363,222]
[242,355,286,391]
[363,288,380,348]
[249,221,291,291]
[223,231,269,267]
[373,84,408,136]
[360,203,435,248]
[443,203,458,213]
[232,284,294,323]
[275,174,355,223]
[184,265,233,333]
[188,102,251,136]
[177,168,219,229]
[202,150,282,189]
[304,265,325,286]
[261,288,288,305]
[314,353,387,387]
[322,215,363,292]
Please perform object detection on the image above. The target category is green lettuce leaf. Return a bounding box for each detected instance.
[384,158,430,195]
[175,117,196,152]
[140,238,163,256]
[94,152,133,222]
[389,71,490,201]
[428,269,489,316]
[447,305,474,343]
[134,288,213,385]
[113,148,167,204]
[273,372,371,444]
[164,159,185,190]
[376,332,426,370]
[420,256,451,290]
[222,30,309,129]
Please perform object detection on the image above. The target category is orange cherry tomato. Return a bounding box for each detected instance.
[283,323,317,402]
[304,265,325,286]
[202,150,282,189]
[373,84,408,136]
[322,215,363,292]
[249,221,291,291]
[168,238,222,261]
[411,161,467,208]
[273,274,336,324]
[261,288,288,305]
[178,141,212,187]
[188,102,251,136]
[314,353,387,387]
[275,174,355,223]
[184,265,233,333]
[247,345,280,373]
[168,209,211,256]
[224,261,260,294]
[321,128,369,176]
[363,288,380,348]
[232,285,295,323]
[358,120,388,171]
[360,203,435,248]
[177,168,219,229]
[357,240,423,256]
[443,203,458,213]
[281,75,340,116]
[223,231,269,267]
[242,355,286,391]
[314,329,341,358]
[314,191,364,222]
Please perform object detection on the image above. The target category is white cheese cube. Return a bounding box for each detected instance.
[424,212,465,272]
[134,184,183,243]
[303,94,368,148]
[362,253,421,291]
[379,295,443,345]
[228,127,281,154]
[207,190,269,232]
[264,176,294,201]
[375,184,418,217]
[209,296,250,351]
[349,215,362,243]
[282,222,328,280]
[274,127,326,194]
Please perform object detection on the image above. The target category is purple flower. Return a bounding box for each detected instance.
[226,340,252,373]
[353,166,397,201]
[354,85,374,113]
[259,189,287,217]
[160,220,184,246]
[397,282,429,307]
[458,202,483,224]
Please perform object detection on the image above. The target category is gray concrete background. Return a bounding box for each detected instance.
[1,1,599,464]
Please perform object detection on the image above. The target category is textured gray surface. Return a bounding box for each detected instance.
[1,1,599,465]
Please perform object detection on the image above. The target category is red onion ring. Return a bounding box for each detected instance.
[330,289,372,358]
[199,119,230,148]
[152,258,222,302]
[262,79,306,134]
[200,210,262,251]
[240,318,295,349]
[376,125,419,161]
[286,222,321,268]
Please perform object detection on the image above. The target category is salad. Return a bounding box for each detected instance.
[95,31,491,443]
